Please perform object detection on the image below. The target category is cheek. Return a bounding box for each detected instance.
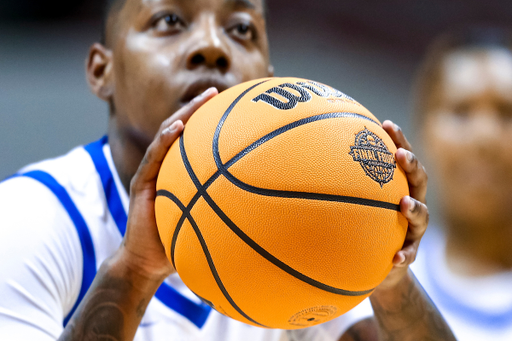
[425,114,466,172]
[113,49,181,135]
[231,48,268,81]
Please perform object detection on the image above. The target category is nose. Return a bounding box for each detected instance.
[186,16,231,73]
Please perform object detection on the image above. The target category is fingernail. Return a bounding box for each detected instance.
[162,121,179,135]
[199,87,216,98]
[407,150,414,162]
[395,252,406,265]
[394,123,400,132]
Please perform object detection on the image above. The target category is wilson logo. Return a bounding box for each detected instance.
[252,80,358,110]
[349,128,396,187]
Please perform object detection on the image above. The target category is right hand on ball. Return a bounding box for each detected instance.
[117,87,219,281]
[376,120,429,290]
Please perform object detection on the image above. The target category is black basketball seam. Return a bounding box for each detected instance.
[156,189,189,269]
[178,136,268,327]
[167,178,219,268]
[165,80,269,268]
[165,114,397,269]
[162,80,270,327]
[179,129,375,297]
[215,112,400,211]
[157,82,390,304]
[156,190,267,327]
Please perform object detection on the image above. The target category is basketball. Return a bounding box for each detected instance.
[155,77,409,329]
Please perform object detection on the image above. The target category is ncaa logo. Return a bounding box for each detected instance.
[349,128,396,187]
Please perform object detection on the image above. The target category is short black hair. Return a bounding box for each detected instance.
[101,0,127,46]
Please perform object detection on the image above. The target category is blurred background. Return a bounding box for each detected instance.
[1,0,512,181]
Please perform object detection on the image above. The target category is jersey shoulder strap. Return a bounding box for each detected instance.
[14,170,97,327]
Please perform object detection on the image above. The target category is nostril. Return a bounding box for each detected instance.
[217,57,228,69]
[190,54,205,66]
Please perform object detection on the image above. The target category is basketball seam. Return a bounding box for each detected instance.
[158,80,385,297]
[165,80,270,267]
[157,189,267,327]
[158,81,400,306]
[215,112,400,211]
[167,81,270,327]
[179,129,375,297]
[156,190,188,270]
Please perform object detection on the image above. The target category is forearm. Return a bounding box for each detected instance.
[369,269,455,341]
[59,251,163,341]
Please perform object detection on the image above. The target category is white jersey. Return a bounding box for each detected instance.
[0,137,372,341]
[412,228,512,341]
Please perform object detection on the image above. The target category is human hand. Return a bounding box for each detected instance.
[376,120,429,290]
[117,87,219,282]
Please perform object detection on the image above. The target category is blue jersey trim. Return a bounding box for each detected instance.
[85,137,211,329]
[155,282,213,328]
[84,136,127,236]
[424,235,512,329]
[15,171,97,327]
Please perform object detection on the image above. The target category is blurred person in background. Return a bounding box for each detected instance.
[412,26,512,341]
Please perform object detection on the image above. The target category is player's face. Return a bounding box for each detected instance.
[423,48,512,223]
[109,0,272,147]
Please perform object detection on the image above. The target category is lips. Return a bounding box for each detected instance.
[180,78,231,105]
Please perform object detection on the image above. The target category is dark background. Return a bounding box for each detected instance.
[1,0,511,179]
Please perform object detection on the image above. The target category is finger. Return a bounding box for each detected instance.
[396,148,428,204]
[392,243,419,268]
[156,87,218,137]
[132,87,219,192]
[401,196,429,240]
[131,120,184,192]
[382,120,413,152]
[392,196,429,267]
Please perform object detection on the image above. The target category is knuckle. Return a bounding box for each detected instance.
[145,147,155,163]
[424,205,430,225]
[161,118,173,131]
[411,199,421,214]
[141,153,150,167]
[410,165,428,188]
[409,152,419,168]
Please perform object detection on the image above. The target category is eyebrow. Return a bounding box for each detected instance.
[225,0,256,10]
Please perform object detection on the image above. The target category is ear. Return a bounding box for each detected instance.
[86,43,114,101]
[267,64,274,77]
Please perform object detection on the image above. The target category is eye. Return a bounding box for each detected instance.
[452,102,471,120]
[228,23,254,41]
[153,13,185,34]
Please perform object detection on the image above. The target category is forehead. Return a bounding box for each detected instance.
[439,48,512,99]
[128,0,264,13]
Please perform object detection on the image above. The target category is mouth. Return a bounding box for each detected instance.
[180,78,231,105]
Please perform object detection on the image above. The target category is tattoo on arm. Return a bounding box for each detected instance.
[368,271,456,341]
[60,277,127,341]
[58,258,159,341]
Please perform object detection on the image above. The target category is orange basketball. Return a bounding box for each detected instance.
[155,77,408,329]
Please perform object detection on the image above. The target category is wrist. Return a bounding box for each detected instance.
[371,268,413,305]
[107,246,172,293]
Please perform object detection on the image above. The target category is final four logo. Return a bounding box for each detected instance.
[349,128,396,187]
